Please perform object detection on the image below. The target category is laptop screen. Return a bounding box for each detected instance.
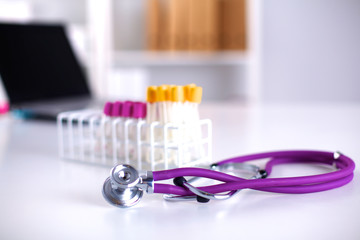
[0,23,90,105]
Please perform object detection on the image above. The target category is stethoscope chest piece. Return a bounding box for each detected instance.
[102,165,143,208]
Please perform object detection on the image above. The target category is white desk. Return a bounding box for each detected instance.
[0,103,359,240]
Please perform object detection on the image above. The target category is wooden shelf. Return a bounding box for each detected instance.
[112,50,249,67]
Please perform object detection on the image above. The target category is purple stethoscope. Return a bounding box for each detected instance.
[102,150,355,208]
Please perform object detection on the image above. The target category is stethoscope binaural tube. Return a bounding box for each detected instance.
[102,150,355,208]
[152,151,355,196]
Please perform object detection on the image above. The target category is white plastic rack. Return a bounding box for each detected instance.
[57,110,212,170]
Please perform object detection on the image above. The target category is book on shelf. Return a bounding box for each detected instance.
[146,0,160,50]
[169,0,190,50]
[146,0,247,52]
[220,0,247,50]
[146,0,171,50]
[189,0,219,51]
[158,0,171,50]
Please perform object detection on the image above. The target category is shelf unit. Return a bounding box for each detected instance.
[112,51,250,66]
[87,0,262,103]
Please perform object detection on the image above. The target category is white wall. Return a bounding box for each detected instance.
[2,0,359,103]
[261,0,360,103]
[147,65,247,101]
[30,0,86,24]
[113,0,146,51]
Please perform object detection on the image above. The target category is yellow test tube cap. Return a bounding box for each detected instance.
[146,86,157,103]
[189,86,202,103]
[184,83,196,101]
[171,85,184,102]
[163,85,172,101]
[157,85,170,102]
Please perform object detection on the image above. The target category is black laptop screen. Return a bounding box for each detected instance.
[0,23,90,105]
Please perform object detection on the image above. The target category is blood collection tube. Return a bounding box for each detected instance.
[170,85,185,125]
[131,102,147,163]
[156,85,169,124]
[183,83,197,124]
[189,86,202,122]
[189,86,203,160]
[146,86,157,123]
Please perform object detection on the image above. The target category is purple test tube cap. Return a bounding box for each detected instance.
[112,101,123,117]
[132,102,147,119]
[142,103,147,118]
[103,102,113,116]
[122,101,133,117]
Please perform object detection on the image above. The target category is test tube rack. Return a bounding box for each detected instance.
[57,110,212,170]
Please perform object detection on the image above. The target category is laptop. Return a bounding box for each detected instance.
[0,22,102,121]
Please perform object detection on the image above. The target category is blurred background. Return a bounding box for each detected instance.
[0,0,359,104]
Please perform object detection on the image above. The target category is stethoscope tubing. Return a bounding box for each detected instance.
[152,150,355,196]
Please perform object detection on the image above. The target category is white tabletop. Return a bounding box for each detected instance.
[0,103,359,240]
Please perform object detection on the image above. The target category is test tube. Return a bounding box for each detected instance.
[111,101,123,160]
[132,102,147,166]
[189,86,203,161]
[146,86,157,123]
[121,101,134,163]
[189,86,202,123]
[101,102,114,159]
[156,85,169,124]
[171,85,185,125]
[183,83,197,124]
